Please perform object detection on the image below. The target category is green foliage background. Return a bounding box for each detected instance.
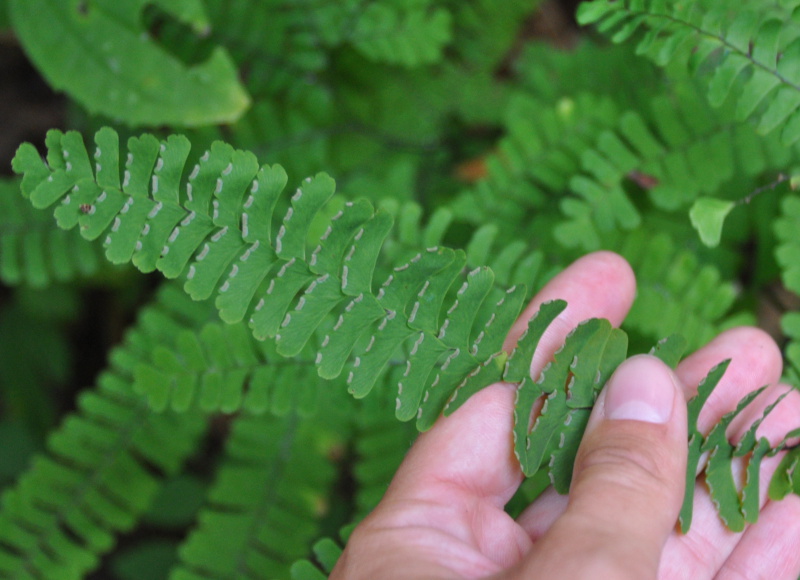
[1,0,800,578]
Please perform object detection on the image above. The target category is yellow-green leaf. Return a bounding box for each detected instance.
[689,198,735,247]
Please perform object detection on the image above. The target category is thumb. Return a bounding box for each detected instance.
[521,355,688,579]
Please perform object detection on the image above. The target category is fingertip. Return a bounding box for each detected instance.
[390,381,522,503]
[723,326,783,379]
[554,251,637,325]
[679,326,783,393]
[586,250,636,292]
[505,251,637,365]
[603,355,682,425]
[579,250,637,293]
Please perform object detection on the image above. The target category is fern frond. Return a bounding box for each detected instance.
[497,301,628,484]
[451,92,622,228]
[290,538,343,580]
[170,411,343,580]
[775,193,800,381]
[775,193,800,294]
[11,128,545,431]
[618,230,741,350]
[0,179,102,287]
[555,80,799,249]
[133,320,323,416]
[350,376,418,519]
[380,199,550,292]
[0,284,209,579]
[348,1,452,67]
[578,0,800,144]
[451,0,541,68]
[452,73,795,252]
[200,0,329,98]
[16,127,800,538]
[9,0,249,126]
[515,40,662,110]
[682,362,798,531]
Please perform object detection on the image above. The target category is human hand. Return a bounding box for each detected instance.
[329,251,800,580]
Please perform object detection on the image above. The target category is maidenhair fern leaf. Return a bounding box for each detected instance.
[556,80,795,249]
[13,128,539,431]
[134,320,324,416]
[620,230,740,350]
[454,73,793,254]
[9,0,249,127]
[578,0,800,145]
[775,193,800,294]
[350,1,452,67]
[0,284,208,579]
[515,40,661,110]
[775,194,800,382]
[290,538,344,580]
[451,92,622,232]
[352,378,418,519]
[170,411,343,580]
[512,316,628,484]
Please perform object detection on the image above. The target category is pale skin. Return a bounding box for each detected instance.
[330,251,800,580]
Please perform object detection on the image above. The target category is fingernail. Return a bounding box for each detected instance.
[604,356,676,424]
